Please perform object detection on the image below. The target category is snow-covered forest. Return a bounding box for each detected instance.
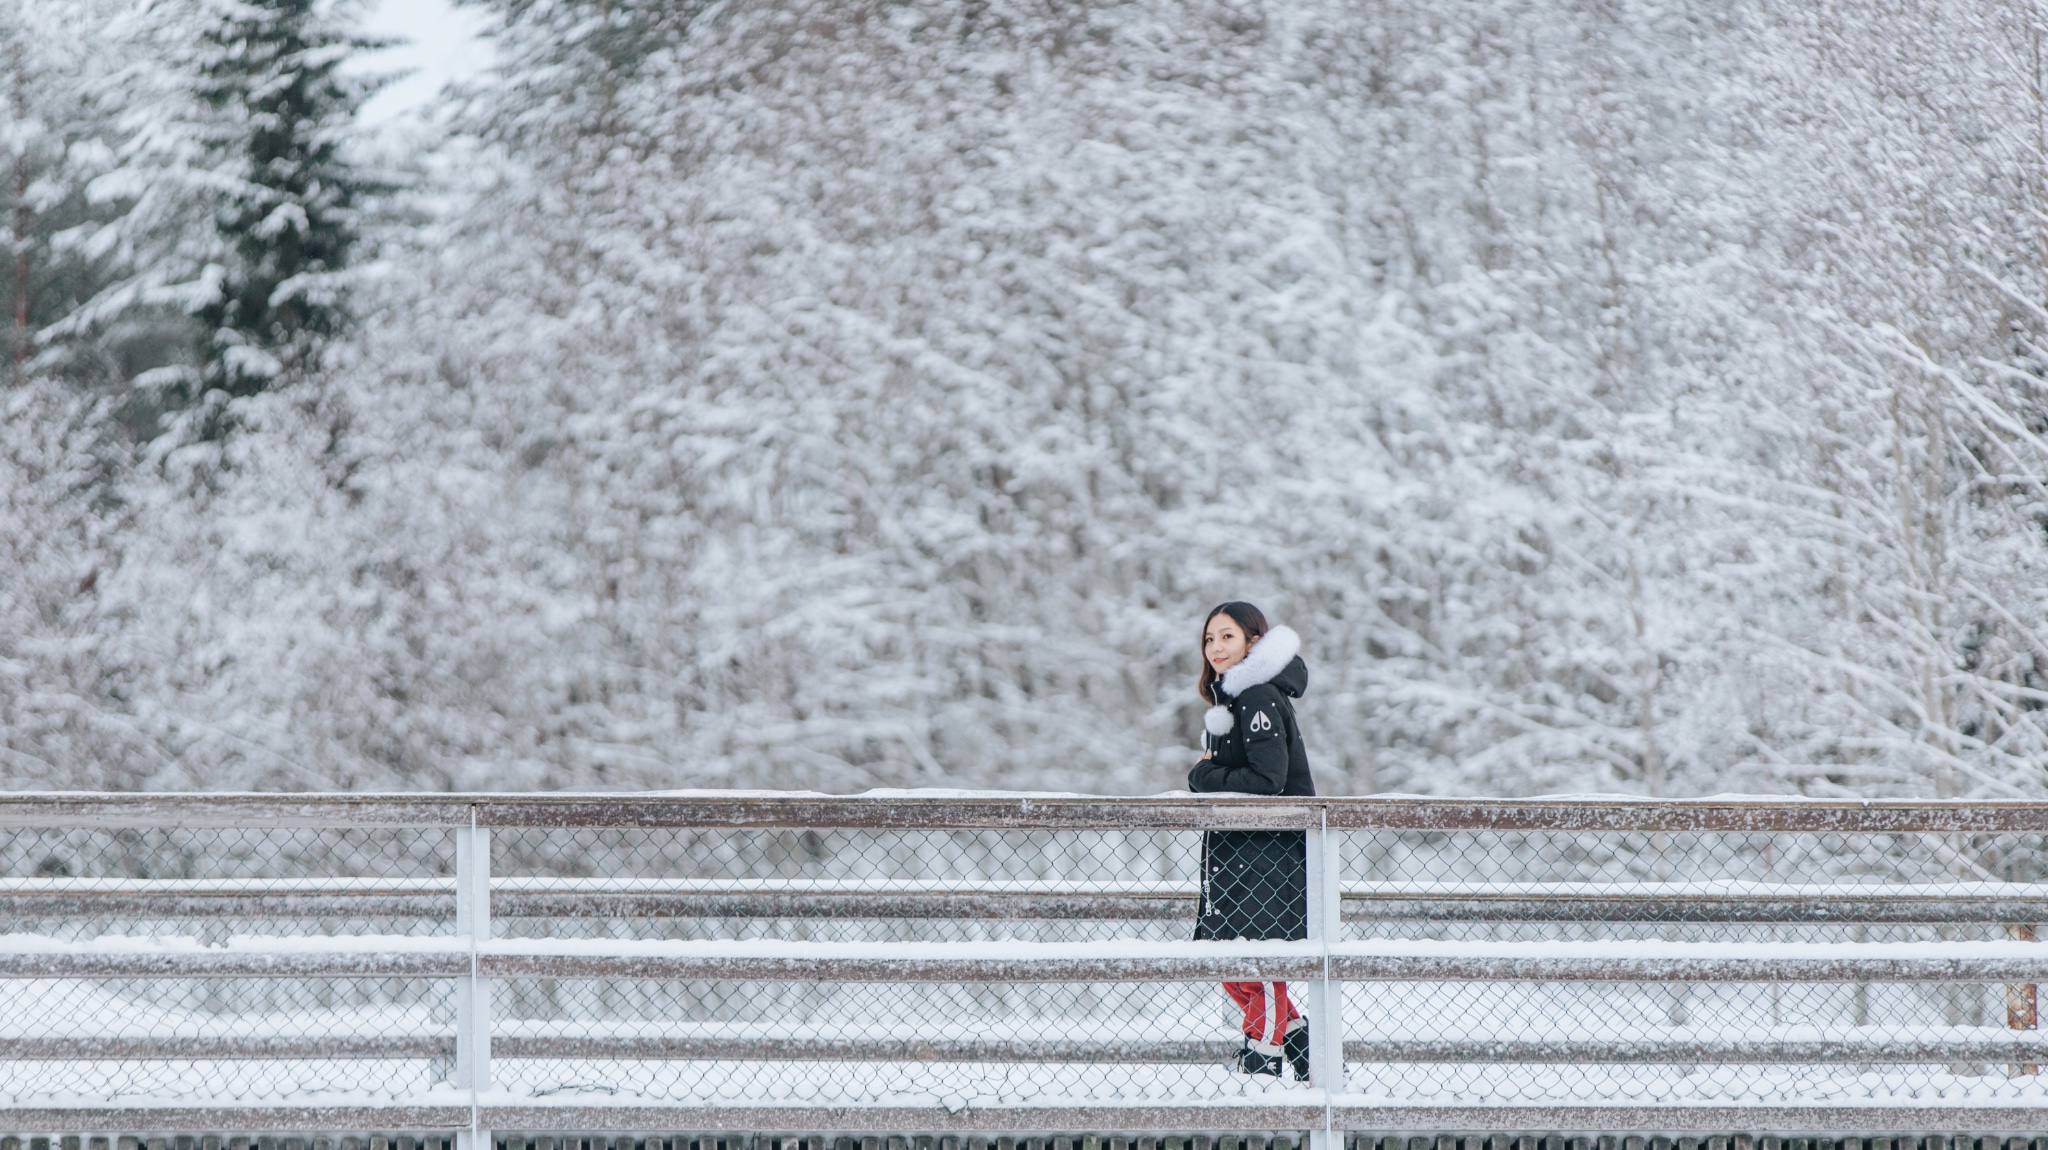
[6,0,2048,799]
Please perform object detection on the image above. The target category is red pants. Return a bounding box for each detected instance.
[1224,981,1302,1054]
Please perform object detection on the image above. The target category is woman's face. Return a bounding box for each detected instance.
[1204,614,1251,674]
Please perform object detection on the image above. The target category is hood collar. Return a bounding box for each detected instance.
[1219,625,1301,698]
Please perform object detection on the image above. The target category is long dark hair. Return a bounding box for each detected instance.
[1198,601,1269,704]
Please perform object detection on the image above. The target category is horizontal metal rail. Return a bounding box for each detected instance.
[12,1102,2048,1136]
[1351,897,2048,923]
[14,878,2048,924]
[0,1107,473,1134]
[1326,1106,2048,1136]
[472,948,2048,985]
[1345,880,2048,924]
[0,936,467,978]
[6,937,2048,982]
[0,950,471,977]
[0,1036,455,1059]
[9,791,2048,831]
[0,894,456,918]
[9,1033,2048,1065]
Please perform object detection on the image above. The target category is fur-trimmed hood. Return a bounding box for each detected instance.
[1203,626,1307,735]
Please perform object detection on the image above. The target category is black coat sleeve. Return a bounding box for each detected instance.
[1187,685,1291,796]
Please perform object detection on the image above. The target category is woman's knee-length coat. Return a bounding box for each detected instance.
[1186,626,1315,941]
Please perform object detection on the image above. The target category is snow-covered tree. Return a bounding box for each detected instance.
[18,0,2048,799]
[189,0,380,400]
[0,0,165,398]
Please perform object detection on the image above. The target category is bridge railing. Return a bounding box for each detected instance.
[5,793,2048,1142]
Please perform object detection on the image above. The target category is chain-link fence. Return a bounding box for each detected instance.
[1341,821,2048,1116]
[4,795,2048,1138]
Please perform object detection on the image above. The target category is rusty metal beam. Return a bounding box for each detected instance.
[12,882,2048,924]
[6,1100,2048,1135]
[0,793,1320,830]
[1322,799,2048,833]
[11,941,2048,982]
[0,895,456,919]
[0,876,1206,922]
[485,1035,1241,1062]
[0,1107,469,1133]
[1349,897,2048,924]
[476,950,1328,983]
[0,889,1191,921]
[478,1034,2048,1065]
[5,792,2048,832]
[1327,1105,2048,1135]
[1323,952,2048,983]
[477,1104,1328,1136]
[492,891,1194,921]
[476,1102,2048,1135]
[499,888,2048,924]
[11,890,2048,925]
[479,947,2048,984]
[0,950,469,978]
[469,797,1319,830]
[1338,1037,2048,1063]
[0,1036,454,1059]
[0,794,474,829]
[10,1033,2048,1065]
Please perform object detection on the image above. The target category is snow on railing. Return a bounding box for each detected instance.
[15,877,2048,924]
[5,793,2048,1140]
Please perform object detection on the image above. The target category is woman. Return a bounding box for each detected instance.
[1187,601,1315,1081]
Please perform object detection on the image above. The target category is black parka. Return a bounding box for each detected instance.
[1187,626,1315,941]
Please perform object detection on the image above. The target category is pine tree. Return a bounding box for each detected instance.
[191,0,377,400]
[0,0,147,394]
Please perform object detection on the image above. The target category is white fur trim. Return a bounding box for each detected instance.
[1204,705,1234,736]
[1220,625,1301,698]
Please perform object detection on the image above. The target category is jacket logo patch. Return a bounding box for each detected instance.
[1249,711,1273,734]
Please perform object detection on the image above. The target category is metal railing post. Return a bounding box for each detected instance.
[1304,806,1343,1150]
[455,816,492,1150]
[2010,923,2039,1076]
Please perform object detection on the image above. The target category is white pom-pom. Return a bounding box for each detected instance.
[1203,705,1233,736]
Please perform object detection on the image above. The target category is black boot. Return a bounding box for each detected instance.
[1284,1025,1311,1082]
[1234,1040,1283,1077]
